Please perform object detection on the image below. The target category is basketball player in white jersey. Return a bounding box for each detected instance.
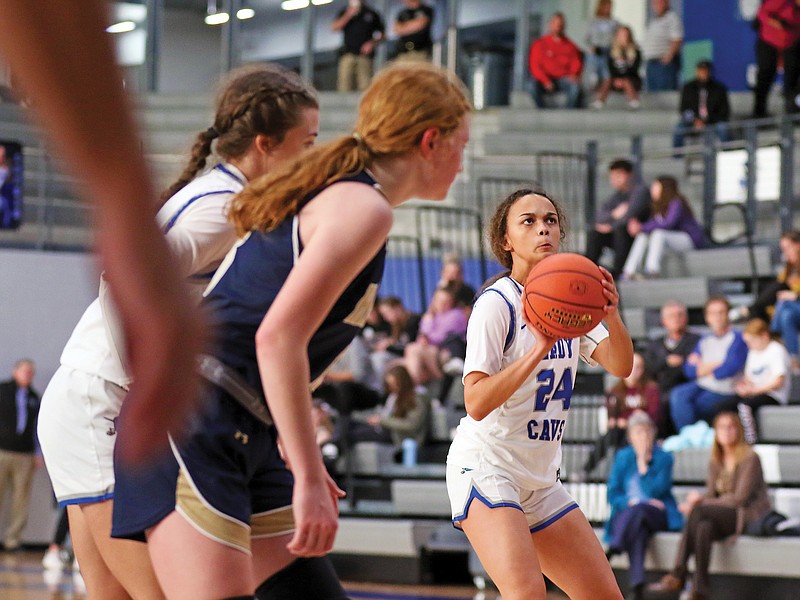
[447,187,633,599]
[37,64,319,599]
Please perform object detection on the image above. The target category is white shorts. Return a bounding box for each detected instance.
[38,366,125,505]
[446,463,578,533]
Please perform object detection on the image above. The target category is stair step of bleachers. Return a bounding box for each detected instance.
[661,245,773,279]
[560,443,610,482]
[759,406,800,443]
[562,406,602,443]
[489,108,676,134]
[483,131,671,155]
[621,307,648,341]
[777,446,800,485]
[391,479,450,518]
[671,447,711,483]
[509,90,762,119]
[618,276,719,310]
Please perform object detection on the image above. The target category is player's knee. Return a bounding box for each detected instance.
[254,556,347,600]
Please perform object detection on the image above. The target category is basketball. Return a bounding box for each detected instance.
[523,253,607,338]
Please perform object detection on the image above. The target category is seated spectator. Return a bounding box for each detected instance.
[404,283,468,386]
[730,230,800,323]
[643,300,701,438]
[605,411,683,600]
[672,60,731,151]
[370,296,421,379]
[311,398,339,472]
[347,364,429,451]
[642,0,683,91]
[648,411,772,600]
[584,158,650,278]
[529,12,583,109]
[438,252,477,313]
[770,286,800,372]
[590,25,642,110]
[670,297,748,432]
[373,296,420,351]
[584,0,617,90]
[315,333,383,414]
[716,318,791,443]
[621,175,706,279]
[584,353,660,476]
[363,303,392,343]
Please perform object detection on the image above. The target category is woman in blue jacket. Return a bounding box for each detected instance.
[605,410,683,600]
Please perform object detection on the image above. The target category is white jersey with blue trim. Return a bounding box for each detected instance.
[59,163,246,387]
[446,275,609,490]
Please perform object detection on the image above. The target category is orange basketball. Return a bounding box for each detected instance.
[523,253,607,338]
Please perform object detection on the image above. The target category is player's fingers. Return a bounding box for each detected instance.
[597,265,614,281]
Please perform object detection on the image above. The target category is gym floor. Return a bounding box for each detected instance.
[0,550,571,599]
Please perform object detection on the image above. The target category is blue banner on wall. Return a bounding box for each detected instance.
[682,0,758,92]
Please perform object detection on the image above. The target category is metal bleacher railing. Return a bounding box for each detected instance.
[382,205,491,314]
[474,145,597,243]
[632,113,800,241]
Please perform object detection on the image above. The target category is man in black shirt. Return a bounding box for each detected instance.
[584,158,651,278]
[393,0,434,62]
[331,0,385,92]
[672,60,731,150]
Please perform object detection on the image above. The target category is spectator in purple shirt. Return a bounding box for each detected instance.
[404,283,468,385]
[621,175,706,279]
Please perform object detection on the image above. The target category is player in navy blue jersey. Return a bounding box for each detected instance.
[111,63,472,600]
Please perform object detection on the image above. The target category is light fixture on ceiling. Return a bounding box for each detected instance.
[236,7,255,19]
[205,0,230,25]
[281,0,309,9]
[281,0,333,9]
[106,20,137,34]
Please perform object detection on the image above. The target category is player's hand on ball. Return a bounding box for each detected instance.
[598,266,620,315]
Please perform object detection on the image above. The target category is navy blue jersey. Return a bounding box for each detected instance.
[203,170,385,392]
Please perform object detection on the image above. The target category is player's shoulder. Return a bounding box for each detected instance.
[158,166,240,219]
[476,276,522,306]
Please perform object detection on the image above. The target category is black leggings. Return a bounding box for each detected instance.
[671,503,737,597]
[754,37,800,115]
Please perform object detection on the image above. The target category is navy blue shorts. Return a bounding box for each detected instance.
[111,387,294,554]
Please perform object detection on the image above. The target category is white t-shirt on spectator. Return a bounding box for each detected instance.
[744,340,792,405]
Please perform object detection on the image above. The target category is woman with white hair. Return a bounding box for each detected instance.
[605,410,683,600]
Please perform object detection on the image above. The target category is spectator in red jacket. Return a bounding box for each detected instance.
[529,12,584,109]
[753,0,800,117]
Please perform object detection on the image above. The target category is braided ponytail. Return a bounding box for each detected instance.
[160,127,219,203]
[160,63,318,205]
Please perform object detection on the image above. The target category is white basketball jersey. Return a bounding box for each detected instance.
[60,163,246,387]
[447,276,608,490]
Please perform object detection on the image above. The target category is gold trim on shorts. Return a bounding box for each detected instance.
[251,505,295,538]
[176,469,251,553]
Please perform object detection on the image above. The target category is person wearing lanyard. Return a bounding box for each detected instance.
[672,60,730,151]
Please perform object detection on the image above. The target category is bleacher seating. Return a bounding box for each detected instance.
[618,276,719,311]
[760,406,800,443]
[660,245,773,279]
[5,79,800,594]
